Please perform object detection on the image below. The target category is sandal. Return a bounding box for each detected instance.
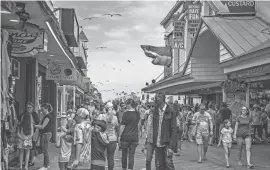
[248,164,254,169]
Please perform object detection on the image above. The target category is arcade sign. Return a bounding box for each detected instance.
[215,0,255,14]
[6,29,48,57]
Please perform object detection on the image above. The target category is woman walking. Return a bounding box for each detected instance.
[17,102,39,170]
[233,106,254,169]
[97,102,119,170]
[34,103,53,170]
[119,99,140,170]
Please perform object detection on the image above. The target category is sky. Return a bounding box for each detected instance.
[54,0,176,101]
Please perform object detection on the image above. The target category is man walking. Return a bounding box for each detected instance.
[145,92,177,170]
[192,104,213,163]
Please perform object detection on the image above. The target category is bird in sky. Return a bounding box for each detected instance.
[127,60,131,63]
[83,16,98,20]
[113,68,116,70]
[103,13,122,17]
[96,47,107,50]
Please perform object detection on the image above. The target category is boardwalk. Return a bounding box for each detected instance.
[9,138,270,170]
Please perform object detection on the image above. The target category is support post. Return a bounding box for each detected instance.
[73,86,76,110]
[222,87,227,102]
[246,84,250,107]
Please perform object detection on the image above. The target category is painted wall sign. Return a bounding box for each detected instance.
[6,29,47,57]
[229,64,270,79]
[216,0,255,14]
[187,4,201,37]
[46,63,78,81]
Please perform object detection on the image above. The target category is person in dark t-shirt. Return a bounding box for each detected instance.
[34,103,53,170]
[119,99,140,170]
[219,102,232,135]
[220,102,232,122]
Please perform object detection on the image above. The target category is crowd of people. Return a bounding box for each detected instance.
[15,93,270,170]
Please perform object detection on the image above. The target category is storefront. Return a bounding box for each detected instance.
[1,2,49,165]
[1,1,82,167]
[221,44,270,120]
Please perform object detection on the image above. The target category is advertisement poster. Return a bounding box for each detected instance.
[187,4,201,37]
[173,19,185,49]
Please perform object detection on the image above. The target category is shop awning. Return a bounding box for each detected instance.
[142,73,221,94]
[202,16,270,58]
[176,82,223,94]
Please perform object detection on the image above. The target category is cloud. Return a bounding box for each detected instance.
[104,28,132,38]
[132,23,149,32]
[126,1,175,19]
[84,24,101,31]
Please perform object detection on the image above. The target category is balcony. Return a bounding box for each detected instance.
[71,42,87,69]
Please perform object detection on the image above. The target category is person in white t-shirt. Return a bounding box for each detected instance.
[218,119,233,168]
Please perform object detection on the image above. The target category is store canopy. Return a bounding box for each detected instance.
[202,16,270,58]
[141,73,221,94]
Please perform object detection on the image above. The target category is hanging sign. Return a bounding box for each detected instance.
[46,63,78,81]
[187,4,201,37]
[6,29,47,57]
[215,1,255,14]
[173,19,185,49]
[173,40,184,49]
[228,64,270,80]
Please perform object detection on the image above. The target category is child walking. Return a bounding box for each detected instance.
[218,119,233,168]
[91,120,109,170]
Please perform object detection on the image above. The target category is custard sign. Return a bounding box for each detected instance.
[215,0,255,14]
[6,29,46,57]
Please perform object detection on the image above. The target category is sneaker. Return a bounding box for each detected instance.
[38,167,48,170]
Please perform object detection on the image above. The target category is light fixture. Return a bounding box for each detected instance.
[49,54,55,56]
[10,19,20,23]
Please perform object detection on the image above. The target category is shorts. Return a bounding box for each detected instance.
[222,142,232,148]
[17,138,32,150]
[196,131,209,145]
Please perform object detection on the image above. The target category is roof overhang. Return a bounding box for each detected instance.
[160,1,184,26]
[182,15,270,76]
